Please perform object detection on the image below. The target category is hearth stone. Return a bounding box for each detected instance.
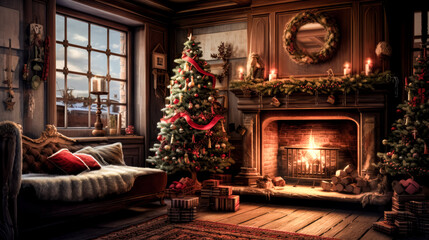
[232,185,392,206]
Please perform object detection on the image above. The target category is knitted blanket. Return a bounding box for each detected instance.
[21,165,163,202]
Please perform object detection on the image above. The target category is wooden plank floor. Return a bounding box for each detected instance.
[24,200,426,240]
[196,202,390,240]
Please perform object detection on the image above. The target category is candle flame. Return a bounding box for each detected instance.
[344,63,349,68]
[366,58,371,65]
[239,68,243,73]
[271,70,275,74]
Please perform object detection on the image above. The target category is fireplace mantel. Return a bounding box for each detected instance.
[232,90,389,186]
[231,90,388,111]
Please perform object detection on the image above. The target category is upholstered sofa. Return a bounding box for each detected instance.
[0,121,166,238]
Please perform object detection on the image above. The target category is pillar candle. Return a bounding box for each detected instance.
[239,68,244,80]
[117,113,121,135]
[365,59,372,76]
[269,70,276,81]
[343,63,351,76]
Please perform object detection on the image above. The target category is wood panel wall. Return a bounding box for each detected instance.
[248,0,385,78]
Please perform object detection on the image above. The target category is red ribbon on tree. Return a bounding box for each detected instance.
[182,54,216,88]
[161,112,224,130]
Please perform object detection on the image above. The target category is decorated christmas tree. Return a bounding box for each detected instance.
[147,34,235,184]
[377,48,429,178]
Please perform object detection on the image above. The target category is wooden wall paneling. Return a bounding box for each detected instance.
[147,25,168,159]
[352,1,360,73]
[360,3,384,72]
[276,7,352,78]
[269,12,276,73]
[249,15,269,79]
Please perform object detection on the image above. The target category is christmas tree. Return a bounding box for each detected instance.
[377,48,429,178]
[147,34,235,183]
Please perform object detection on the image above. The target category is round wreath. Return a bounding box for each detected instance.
[283,11,339,64]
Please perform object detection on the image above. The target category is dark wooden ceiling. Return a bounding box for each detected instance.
[130,0,251,14]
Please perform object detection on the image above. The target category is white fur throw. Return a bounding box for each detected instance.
[21,165,164,202]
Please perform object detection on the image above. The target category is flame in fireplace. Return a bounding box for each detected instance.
[299,130,322,174]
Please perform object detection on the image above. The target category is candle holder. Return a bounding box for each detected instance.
[91,76,108,136]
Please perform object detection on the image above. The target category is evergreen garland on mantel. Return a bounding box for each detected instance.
[230,71,393,97]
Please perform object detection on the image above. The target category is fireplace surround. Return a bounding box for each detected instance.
[232,91,388,186]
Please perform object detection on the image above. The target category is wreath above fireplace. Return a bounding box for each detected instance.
[283,11,339,64]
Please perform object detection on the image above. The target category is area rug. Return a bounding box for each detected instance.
[94,215,336,240]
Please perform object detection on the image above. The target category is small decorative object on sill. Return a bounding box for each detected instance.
[238,68,244,80]
[327,95,335,104]
[125,125,135,135]
[270,96,281,107]
[268,70,277,81]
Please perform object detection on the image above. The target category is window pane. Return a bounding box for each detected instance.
[68,101,89,127]
[67,17,88,46]
[109,29,126,54]
[110,80,126,104]
[91,51,107,76]
[414,12,421,36]
[56,43,65,70]
[56,72,65,98]
[67,74,89,100]
[56,15,64,41]
[56,99,65,127]
[91,25,107,50]
[67,46,88,73]
[110,55,126,79]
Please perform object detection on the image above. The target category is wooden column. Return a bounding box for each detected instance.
[47,0,56,125]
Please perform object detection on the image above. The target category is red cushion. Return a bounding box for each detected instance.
[74,153,101,170]
[47,149,89,175]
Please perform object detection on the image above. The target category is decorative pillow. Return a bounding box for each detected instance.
[74,153,102,170]
[93,142,125,165]
[47,149,89,175]
[75,146,109,165]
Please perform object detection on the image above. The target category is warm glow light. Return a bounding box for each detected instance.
[271,70,275,74]
[344,63,349,68]
[366,58,371,65]
[239,68,243,73]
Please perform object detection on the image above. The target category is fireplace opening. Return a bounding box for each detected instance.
[262,119,358,182]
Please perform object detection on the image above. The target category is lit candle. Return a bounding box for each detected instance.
[269,70,276,81]
[343,62,351,76]
[365,58,372,76]
[238,68,244,80]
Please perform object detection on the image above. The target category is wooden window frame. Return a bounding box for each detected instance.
[54,7,133,135]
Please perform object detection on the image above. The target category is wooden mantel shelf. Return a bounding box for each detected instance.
[231,90,388,111]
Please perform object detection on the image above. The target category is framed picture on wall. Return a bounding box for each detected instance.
[152,52,167,70]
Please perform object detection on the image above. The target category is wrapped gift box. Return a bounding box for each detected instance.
[212,195,240,212]
[171,196,199,209]
[168,207,197,222]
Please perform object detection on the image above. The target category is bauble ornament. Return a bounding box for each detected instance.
[164,145,171,151]
[195,104,200,109]
[170,124,177,130]
[188,102,193,109]
[413,153,419,158]
[221,143,226,148]
[173,98,179,104]
[208,96,214,102]
[215,144,220,149]
[194,93,199,97]
[382,139,388,145]
[179,128,184,133]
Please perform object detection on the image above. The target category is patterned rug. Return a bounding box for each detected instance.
[94,215,335,240]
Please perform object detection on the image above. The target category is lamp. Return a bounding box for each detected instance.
[90,76,108,136]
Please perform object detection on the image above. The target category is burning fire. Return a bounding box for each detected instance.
[299,130,323,174]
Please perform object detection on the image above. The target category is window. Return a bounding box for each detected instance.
[55,13,128,129]
[412,11,429,68]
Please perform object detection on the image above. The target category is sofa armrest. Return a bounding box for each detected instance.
[0,121,22,240]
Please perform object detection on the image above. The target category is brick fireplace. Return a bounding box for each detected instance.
[232,91,388,186]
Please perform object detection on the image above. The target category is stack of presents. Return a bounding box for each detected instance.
[167,174,239,222]
[168,196,199,222]
[200,175,239,212]
[373,178,429,237]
